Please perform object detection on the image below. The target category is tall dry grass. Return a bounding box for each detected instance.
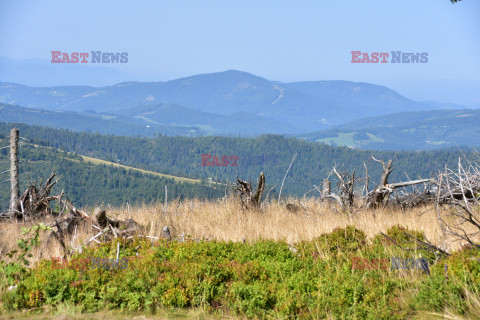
[1,197,475,264]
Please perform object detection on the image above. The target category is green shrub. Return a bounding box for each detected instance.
[313,226,367,254]
[373,225,425,247]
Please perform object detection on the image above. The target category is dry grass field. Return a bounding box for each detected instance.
[0,197,474,264]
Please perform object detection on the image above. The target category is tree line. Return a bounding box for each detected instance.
[0,122,470,200]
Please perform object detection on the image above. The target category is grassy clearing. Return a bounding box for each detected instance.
[29,142,202,184]
[317,132,357,147]
[78,154,201,184]
[366,133,384,143]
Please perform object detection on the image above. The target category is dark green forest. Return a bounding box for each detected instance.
[0,123,470,207]
[0,139,223,210]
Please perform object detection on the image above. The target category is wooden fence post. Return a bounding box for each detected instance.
[9,128,19,217]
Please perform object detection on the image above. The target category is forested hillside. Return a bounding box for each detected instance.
[0,137,223,210]
[300,109,480,150]
[0,103,204,137]
[0,123,468,199]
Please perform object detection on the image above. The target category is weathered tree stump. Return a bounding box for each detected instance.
[235,172,266,209]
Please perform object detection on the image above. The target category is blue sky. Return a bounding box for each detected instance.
[0,0,479,105]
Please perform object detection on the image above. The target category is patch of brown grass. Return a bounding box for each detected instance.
[2,197,475,266]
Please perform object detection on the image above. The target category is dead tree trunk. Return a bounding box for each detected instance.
[323,179,331,196]
[319,167,358,211]
[333,167,356,208]
[9,128,19,218]
[251,172,265,208]
[236,172,266,209]
[366,158,393,208]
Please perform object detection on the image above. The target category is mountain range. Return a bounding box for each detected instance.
[0,69,477,149]
[0,70,443,131]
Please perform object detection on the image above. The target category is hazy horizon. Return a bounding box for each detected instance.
[1,0,479,106]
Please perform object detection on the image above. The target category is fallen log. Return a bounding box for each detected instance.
[386,178,434,189]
